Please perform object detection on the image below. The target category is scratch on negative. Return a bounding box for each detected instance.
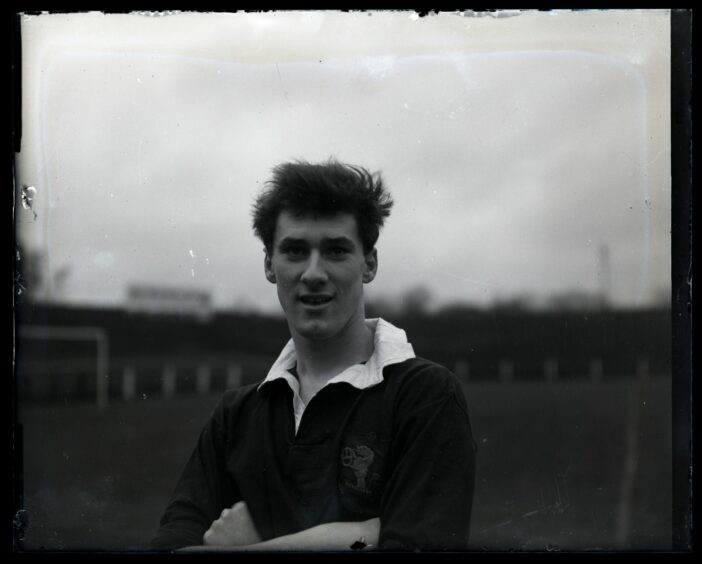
[275,64,290,106]
[440,271,492,288]
[493,519,514,530]
[647,148,669,168]
[477,502,567,535]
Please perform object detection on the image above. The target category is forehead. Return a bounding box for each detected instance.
[273,211,361,245]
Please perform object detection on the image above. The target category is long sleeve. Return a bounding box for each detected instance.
[150,398,240,550]
[378,366,477,551]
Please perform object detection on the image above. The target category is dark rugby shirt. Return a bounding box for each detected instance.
[151,356,477,551]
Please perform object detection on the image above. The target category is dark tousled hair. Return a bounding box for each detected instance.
[252,158,394,254]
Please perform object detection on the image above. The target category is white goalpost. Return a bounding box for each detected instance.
[18,326,110,409]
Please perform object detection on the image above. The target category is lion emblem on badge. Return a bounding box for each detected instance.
[340,445,375,493]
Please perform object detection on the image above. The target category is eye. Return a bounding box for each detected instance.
[282,245,307,258]
[326,246,350,259]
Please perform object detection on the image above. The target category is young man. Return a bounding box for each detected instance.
[151,159,477,551]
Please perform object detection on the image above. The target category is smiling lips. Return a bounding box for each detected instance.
[299,295,334,306]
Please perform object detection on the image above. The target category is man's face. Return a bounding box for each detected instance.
[264,211,377,341]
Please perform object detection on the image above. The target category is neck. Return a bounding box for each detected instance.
[291,312,375,386]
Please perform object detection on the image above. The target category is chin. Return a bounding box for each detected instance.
[293,319,337,341]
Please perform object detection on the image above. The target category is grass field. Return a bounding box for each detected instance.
[15,377,672,552]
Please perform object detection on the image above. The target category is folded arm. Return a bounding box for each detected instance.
[178,501,379,552]
[239,518,379,551]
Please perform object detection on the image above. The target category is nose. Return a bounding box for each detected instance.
[300,251,328,287]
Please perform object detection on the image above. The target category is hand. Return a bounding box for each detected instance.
[203,501,262,547]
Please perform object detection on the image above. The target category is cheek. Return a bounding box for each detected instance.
[336,267,366,293]
[276,275,296,295]
[271,262,295,284]
[277,272,303,302]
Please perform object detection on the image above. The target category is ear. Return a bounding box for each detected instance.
[264,251,276,284]
[362,248,378,284]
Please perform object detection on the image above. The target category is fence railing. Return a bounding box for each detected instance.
[452,356,655,383]
[15,352,665,407]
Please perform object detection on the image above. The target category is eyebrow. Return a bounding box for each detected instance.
[277,236,356,248]
[323,237,356,247]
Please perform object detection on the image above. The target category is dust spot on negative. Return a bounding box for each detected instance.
[21,185,38,219]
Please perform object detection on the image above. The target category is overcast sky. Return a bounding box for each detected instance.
[16,10,671,313]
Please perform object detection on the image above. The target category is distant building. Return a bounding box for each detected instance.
[547,291,608,312]
[126,284,212,320]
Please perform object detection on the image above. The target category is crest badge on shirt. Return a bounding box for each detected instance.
[338,433,386,514]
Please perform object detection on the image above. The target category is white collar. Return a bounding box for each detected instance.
[258,318,415,394]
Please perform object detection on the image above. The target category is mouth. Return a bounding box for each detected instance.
[299,295,334,307]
